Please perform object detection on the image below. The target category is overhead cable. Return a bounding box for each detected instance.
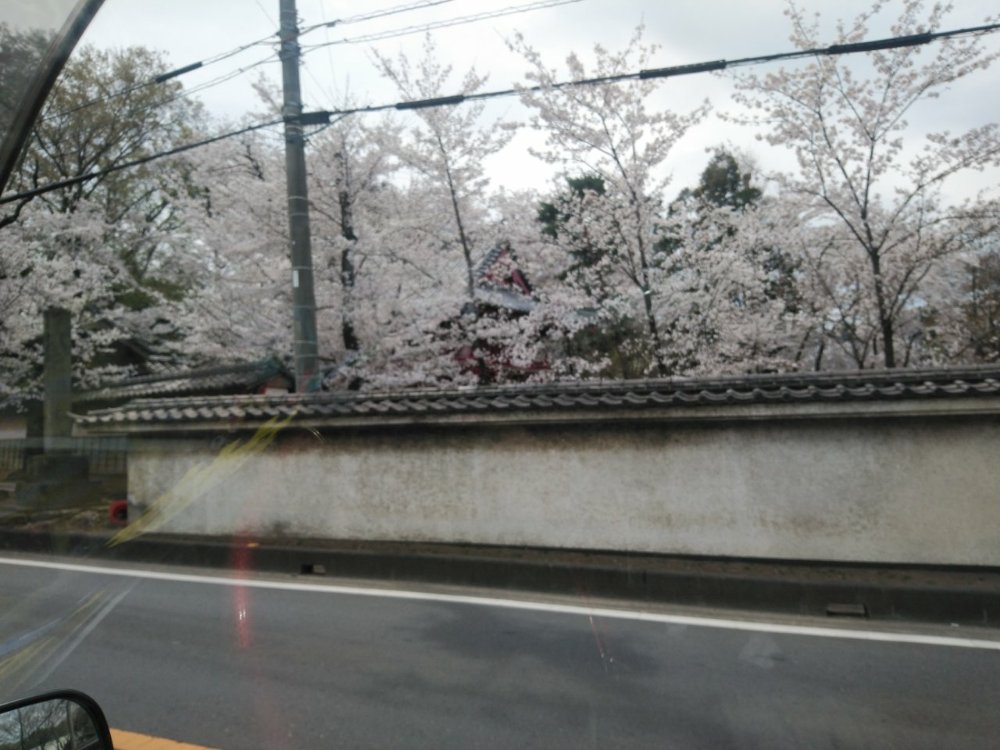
[300,0,458,34]
[301,0,582,51]
[0,118,284,206]
[297,20,1000,120]
[42,52,280,127]
[39,1,462,121]
[139,53,279,114]
[5,19,999,207]
[42,31,278,121]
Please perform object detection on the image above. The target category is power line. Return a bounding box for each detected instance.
[182,54,277,96]
[134,53,279,115]
[5,19,999,207]
[301,58,337,109]
[253,0,278,27]
[303,116,348,141]
[0,118,284,206]
[298,20,1000,119]
[38,1,460,123]
[303,0,457,106]
[41,52,280,129]
[301,0,459,34]
[41,32,278,121]
[301,0,582,51]
[316,0,339,107]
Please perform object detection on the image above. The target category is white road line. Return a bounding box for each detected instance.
[1,555,998,651]
[35,583,136,683]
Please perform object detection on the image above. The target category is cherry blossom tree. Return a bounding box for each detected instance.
[959,245,1000,362]
[168,132,292,365]
[1,44,206,403]
[360,36,540,385]
[510,26,710,376]
[308,115,398,356]
[663,151,807,373]
[372,35,516,302]
[0,203,125,404]
[730,0,1000,369]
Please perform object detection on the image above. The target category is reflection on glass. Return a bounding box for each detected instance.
[0,23,51,146]
[0,2,80,147]
[0,698,100,750]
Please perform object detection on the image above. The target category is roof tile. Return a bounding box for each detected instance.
[71,365,1000,430]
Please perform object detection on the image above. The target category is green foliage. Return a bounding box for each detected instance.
[678,149,802,315]
[676,151,761,211]
[535,151,807,378]
[539,174,626,297]
[18,44,205,211]
[563,315,655,379]
[538,175,606,239]
[538,175,664,376]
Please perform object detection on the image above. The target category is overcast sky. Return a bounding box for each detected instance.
[66,0,1000,198]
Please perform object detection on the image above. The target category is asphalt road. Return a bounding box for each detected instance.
[1,555,998,750]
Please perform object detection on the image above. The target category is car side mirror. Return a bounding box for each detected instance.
[0,690,113,750]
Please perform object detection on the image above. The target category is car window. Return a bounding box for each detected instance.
[1,2,999,748]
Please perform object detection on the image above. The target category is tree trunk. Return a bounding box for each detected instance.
[444,166,476,301]
[813,338,825,371]
[640,281,668,376]
[868,250,896,368]
[633,223,668,376]
[338,189,360,353]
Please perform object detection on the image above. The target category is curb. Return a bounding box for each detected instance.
[1,529,998,627]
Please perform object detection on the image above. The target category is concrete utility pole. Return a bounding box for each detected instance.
[279,0,320,392]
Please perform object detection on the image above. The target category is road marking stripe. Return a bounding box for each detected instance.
[1,555,998,651]
[34,585,135,684]
[111,728,220,750]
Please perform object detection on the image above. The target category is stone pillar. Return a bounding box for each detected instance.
[43,307,72,452]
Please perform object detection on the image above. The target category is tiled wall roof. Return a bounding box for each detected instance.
[74,365,1000,430]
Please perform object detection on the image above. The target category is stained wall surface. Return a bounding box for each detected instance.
[125,412,1000,566]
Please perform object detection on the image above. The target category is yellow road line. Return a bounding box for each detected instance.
[110,728,221,750]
